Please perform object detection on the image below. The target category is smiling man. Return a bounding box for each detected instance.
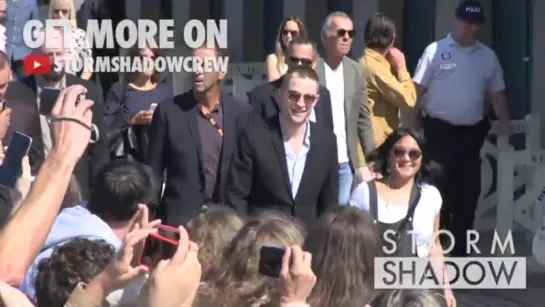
[226,65,338,227]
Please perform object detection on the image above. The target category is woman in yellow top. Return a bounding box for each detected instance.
[359,13,417,148]
[265,16,307,81]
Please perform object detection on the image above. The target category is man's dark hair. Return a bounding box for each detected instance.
[0,51,9,70]
[34,238,115,307]
[288,36,317,55]
[125,41,164,83]
[282,65,320,88]
[193,42,227,59]
[87,160,160,221]
[363,13,396,50]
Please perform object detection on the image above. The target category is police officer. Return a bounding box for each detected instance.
[412,0,510,257]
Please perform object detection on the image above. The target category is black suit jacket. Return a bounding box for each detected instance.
[225,113,339,227]
[249,76,334,131]
[4,74,110,200]
[147,90,251,226]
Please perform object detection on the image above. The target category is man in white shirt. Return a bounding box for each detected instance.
[412,0,510,256]
[316,11,375,205]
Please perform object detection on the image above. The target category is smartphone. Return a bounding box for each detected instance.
[258,246,285,278]
[140,225,180,269]
[39,87,61,115]
[148,103,158,112]
[0,132,32,188]
[40,88,86,115]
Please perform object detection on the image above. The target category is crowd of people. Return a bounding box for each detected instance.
[0,0,520,305]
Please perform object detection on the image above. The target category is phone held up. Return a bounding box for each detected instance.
[39,87,86,116]
[148,103,158,112]
[140,224,181,270]
[0,132,32,188]
[258,246,286,278]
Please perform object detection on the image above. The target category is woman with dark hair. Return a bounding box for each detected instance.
[348,128,455,306]
[104,45,173,161]
[304,206,382,306]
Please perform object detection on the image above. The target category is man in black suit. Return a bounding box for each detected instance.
[148,46,250,226]
[226,66,338,227]
[249,37,333,131]
[4,29,109,199]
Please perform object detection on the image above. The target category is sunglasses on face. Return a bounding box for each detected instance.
[282,30,299,37]
[393,147,422,160]
[287,90,317,105]
[53,9,69,15]
[288,56,312,66]
[140,54,156,60]
[336,29,355,38]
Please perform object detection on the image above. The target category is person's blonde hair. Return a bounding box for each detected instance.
[186,204,244,280]
[48,0,77,28]
[274,16,307,73]
[196,211,306,307]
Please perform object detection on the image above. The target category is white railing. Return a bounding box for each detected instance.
[479,115,544,271]
[477,116,541,230]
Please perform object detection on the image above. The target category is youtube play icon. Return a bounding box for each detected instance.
[23,55,51,75]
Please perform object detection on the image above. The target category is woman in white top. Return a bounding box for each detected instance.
[48,0,93,80]
[349,128,455,307]
[265,16,307,81]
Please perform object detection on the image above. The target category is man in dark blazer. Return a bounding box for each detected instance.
[4,43,109,199]
[249,37,333,131]
[226,66,338,227]
[148,46,250,226]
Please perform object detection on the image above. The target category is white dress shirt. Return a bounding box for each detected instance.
[324,62,349,163]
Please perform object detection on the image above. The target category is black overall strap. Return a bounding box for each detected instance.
[394,183,422,239]
[366,181,378,222]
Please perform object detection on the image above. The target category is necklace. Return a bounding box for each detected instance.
[385,180,392,210]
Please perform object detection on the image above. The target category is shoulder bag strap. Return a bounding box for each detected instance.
[395,183,422,239]
[366,181,379,222]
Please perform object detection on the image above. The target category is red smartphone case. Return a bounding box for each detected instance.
[139,224,180,269]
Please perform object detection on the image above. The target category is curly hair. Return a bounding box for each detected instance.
[34,238,115,307]
[196,211,306,307]
[186,204,244,281]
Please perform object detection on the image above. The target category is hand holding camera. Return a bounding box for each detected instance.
[277,246,316,305]
[130,110,154,126]
[48,85,95,163]
[139,226,202,307]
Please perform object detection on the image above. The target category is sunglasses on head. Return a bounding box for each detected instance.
[282,30,299,37]
[287,90,317,105]
[288,56,312,66]
[393,147,422,160]
[336,29,355,38]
